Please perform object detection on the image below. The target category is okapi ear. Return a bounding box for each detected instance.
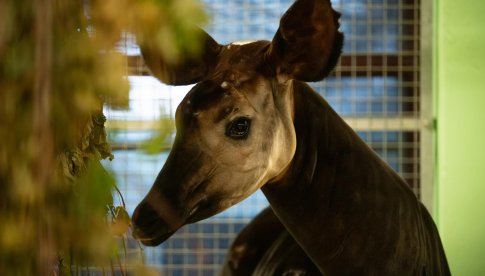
[266,0,343,82]
[139,29,222,85]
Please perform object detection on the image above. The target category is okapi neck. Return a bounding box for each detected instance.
[261,80,360,266]
[261,80,415,274]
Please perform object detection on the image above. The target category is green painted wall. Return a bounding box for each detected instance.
[434,0,485,275]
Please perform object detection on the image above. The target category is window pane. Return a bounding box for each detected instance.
[333,0,403,53]
[311,76,402,116]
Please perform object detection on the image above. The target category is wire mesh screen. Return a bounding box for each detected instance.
[104,0,422,274]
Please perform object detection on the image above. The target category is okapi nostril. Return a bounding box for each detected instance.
[132,202,159,230]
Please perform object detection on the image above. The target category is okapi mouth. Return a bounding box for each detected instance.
[132,201,212,246]
[134,226,176,247]
[132,194,211,246]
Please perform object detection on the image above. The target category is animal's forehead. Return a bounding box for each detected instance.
[210,40,271,84]
[183,81,227,114]
[179,40,272,117]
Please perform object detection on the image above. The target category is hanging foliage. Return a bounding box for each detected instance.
[0,0,206,274]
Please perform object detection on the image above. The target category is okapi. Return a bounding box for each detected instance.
[132,0,450,274]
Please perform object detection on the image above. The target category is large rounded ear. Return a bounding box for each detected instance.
[266,0,344,82]
[139,28,222,85]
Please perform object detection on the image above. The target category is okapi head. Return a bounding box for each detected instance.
[132,0,343,246]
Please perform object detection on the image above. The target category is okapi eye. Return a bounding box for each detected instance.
[226,117,251,139]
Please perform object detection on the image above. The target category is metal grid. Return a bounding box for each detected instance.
[104,0,424,274]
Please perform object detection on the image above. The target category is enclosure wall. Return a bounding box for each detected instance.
[434,0,485,275]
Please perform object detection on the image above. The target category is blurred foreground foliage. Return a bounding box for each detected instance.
[142,117,176,154]
[0,0,206,274]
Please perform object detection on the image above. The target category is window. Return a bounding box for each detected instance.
[104,0,426,274]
